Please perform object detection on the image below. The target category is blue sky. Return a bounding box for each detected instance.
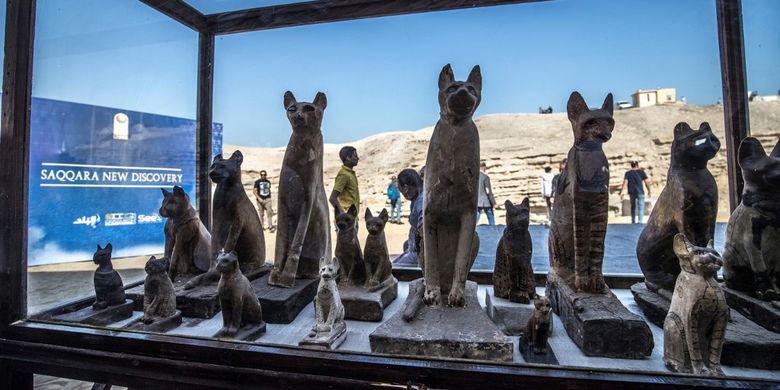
[9,0,780,147]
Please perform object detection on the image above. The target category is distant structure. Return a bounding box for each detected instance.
[632,88,676,108]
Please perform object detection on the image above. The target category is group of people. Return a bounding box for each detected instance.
[537,159,652,224]
[251,147,653,242]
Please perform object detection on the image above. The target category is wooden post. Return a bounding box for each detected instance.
[716,0,750,211]
[196,31,215,230]
[0,0,36,330]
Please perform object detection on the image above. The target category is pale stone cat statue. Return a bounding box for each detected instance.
[664,234,728,376]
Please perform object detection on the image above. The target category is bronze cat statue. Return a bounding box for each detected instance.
[525,296,553,355]
[215,250,265,338]
[141,256,177,324]
[334,205,365,286]
[493,198,535,304]
[549,91,614,293]
[270,91,332,288]
[92,243,126,310]
[421,64,481,307]
[160,186,212,281]
[185,151,265,290]
[723,137,780,301]
[363,208,394,292]
[637,122,720,291]
[664,234,727,376]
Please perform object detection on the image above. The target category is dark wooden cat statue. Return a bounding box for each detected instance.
[548,91,614,293]
[270,91,332,288]
[723,137,780,301]
[637,122,720,291]
[664,234,727,376]
[215,250,265,338]
[421,64,481,308]
[335,205,365,286]
[160,185,212,281]
[364,208,394,292]
[493,198,535,304]
[92,243,126,310]
[525,296,553,355]
[185,151,265,290]
[141,256,177,324]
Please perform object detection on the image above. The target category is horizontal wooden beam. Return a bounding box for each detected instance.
[140,0,209,32]
[3,322,771,389]
[209,0,549,35]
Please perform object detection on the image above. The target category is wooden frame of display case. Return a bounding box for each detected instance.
[0,0,766,388]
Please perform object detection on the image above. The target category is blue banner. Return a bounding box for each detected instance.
[28,97,222,265]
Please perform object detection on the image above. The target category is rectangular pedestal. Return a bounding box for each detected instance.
[340,278,398,322]
[213,322,266,342]
[484,289,534,336]
[369,279,513,362]
[299,322,347,350]
[518,337,559,365]
[722,285,780,333]
[125,310,182,333]
[252,275,318,324]
[51,300,134,326]
[126,266,270,319]
[547,273,653,359]
[631,282,780,370]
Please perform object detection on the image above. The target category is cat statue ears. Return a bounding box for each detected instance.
[284,91,327,111]
[96,243,113,252]
[672,233,714,273]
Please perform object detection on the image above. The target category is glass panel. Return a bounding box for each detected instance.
[27,0,201,315]
[184,0,310,15]
[744,0,780,151]
[17,0,778,383]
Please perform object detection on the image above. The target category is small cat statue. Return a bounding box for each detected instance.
[664,234,728,376]
[92,243,126,310]
[493,198,535,304]
[141,256,177,324]
[525,296,553,354]
[215,250,265,338]
[363,208,394,292]
[334,205,366,286]
[309,257,346,341]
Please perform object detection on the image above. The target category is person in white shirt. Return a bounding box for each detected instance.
[540,166,555,223]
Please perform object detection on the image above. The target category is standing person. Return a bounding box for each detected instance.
[393,168,424,267]
[387,175,402,224]
[551,158,567,196]
[540,166,555,223]
[329,146,360,229]
[619,160,652,224]
[253,170,275,232]
[476,162,496,226]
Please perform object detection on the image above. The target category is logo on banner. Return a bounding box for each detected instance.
[73,214,101,229]
[105,213,136,226]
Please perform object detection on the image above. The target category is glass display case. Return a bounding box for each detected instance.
[1,1,778,388]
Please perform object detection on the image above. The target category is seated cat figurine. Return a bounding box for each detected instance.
[363,208,394,292]
[525,296,553,354]
[493,198,535,304]
[141,256,177,324]
[664,234,728,376]
[637,122,720,291]
[92,243,126,310]
[723,137,780,301]
[215,250,265,338]
[310,257,345,338]
[159,186,212,281]
[334,205,365,286]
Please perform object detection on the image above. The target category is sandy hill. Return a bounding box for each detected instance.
[226,100,780,224]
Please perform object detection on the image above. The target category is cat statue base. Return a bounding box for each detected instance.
[369,279,513,362]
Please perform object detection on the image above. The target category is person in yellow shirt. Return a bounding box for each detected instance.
[329,146,360,229]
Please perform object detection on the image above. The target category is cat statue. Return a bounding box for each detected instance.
[525,296,553,355]
[92,243,126,310]
[141,256,177,324]
[363,208,394,292]
[664,234,728,376]
[301,257,346,349]
[215,250,265,338]
[334,205,365,286]
[493,198,535,304]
